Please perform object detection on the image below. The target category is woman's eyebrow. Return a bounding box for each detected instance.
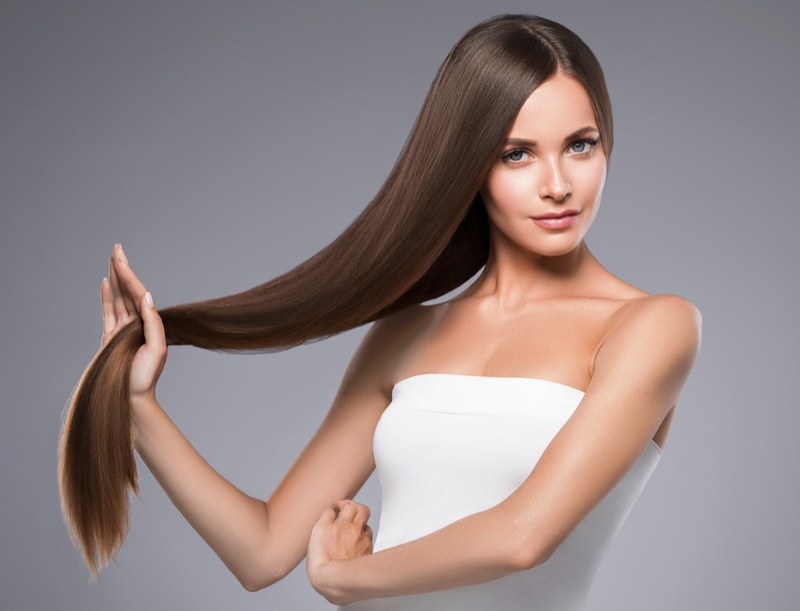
[504,126,599,148]
[504,138,537,148]
[563,126,600,142]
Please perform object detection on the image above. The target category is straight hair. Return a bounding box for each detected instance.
[59,14,614,576]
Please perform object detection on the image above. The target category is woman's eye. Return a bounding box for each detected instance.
[569,138,598,154]
[503,149,528,163]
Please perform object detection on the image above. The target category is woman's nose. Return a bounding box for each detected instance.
[539,157,571,201]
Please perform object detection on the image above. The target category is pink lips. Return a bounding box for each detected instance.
[532,210,580,229]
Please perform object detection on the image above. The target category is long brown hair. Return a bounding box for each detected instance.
[59,14,614,576]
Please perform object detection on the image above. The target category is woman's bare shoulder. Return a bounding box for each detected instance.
[613,293,702,327]
[343,304,442,396]
[586,267,700,329]
[597,293,702,371]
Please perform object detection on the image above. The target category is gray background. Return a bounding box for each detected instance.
[2,0,798,609]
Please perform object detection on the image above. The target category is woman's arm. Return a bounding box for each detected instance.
[307,294,702,605]
[106,245,391,591]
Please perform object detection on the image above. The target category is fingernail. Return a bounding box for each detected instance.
[145,292,154,308]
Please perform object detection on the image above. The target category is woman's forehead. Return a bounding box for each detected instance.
[507,74,598,142]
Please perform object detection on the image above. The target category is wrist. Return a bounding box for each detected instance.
[313,559,360,607]
[129,394,162,445]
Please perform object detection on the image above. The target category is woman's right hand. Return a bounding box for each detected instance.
[101,244,167,406]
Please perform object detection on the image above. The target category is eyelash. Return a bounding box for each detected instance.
[501,138,599,165]
[501,149,530,164]
[569,138,598,155]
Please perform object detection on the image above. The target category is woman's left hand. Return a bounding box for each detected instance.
[307,500,373,606]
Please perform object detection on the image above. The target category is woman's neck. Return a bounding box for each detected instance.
[464,241,609,306]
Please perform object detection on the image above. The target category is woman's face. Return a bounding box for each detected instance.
[480,73,607,259]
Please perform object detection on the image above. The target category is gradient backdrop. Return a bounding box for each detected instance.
[2,1,798,609]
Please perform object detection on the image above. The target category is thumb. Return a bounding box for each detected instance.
[140,291,166,352]
[317,506,337,525]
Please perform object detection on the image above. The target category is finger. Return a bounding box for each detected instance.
[101,277,116,328]
[352,503,371,528]
[101,278,116,344]
[346,502,370,530]
[335,501,358,523]
[140,292,166,355]
[112,245,141,315]
[363,525,373,539]
[332,499,363,511]
[335,500,371,523]
[108,255,130,321]
[317,506,337,525]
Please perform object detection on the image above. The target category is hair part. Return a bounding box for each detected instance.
[59,14,614,576]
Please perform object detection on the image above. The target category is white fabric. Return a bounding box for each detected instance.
[342,373,661,611]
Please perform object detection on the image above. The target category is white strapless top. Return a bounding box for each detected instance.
[342,373,661,611]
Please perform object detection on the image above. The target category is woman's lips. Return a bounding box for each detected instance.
[531,211,579,229]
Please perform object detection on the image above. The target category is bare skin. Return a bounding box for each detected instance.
[101,73,701,605]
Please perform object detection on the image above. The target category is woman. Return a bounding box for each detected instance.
[60,14,701,610]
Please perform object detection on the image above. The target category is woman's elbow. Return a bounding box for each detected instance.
[240,578,266,593]
[238,570,283,593]
[505,529,558,572]
[236,557,296,592]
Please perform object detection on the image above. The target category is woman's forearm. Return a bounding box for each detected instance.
[132,397,284,591]
[320,506,534,605]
